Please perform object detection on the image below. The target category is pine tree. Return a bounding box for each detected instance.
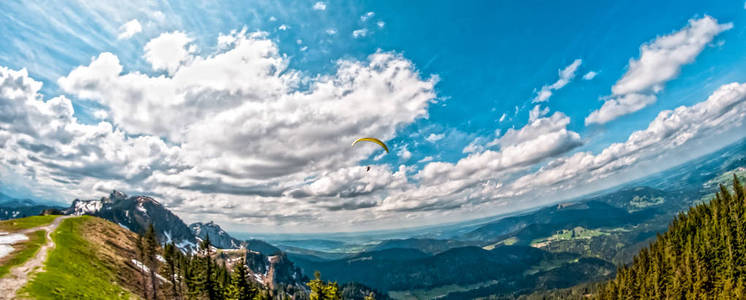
[200,234,220,300]
[144,223,160,300]
[163,242,180,299]
[136,233,148,299]
[308,271,341,300]
[226,257,257,300]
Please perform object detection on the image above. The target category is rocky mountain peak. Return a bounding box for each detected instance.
[65,190,198,252]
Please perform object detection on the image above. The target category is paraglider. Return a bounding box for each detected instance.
[351,137,389,171]
[351,137,389,153]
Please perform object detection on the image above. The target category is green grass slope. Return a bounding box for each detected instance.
[0,230,46,278]
[0,215,57,232]
[20,216,133,299]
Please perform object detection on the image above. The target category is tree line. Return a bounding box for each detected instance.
[597,175,746,299]
[135,227,374,300]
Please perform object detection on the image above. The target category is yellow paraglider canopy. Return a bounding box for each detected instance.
[351,137,389,153]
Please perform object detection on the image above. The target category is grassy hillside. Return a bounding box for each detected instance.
[0,215,57,279]
[20,216,133,299]
[0,215,57,231]
[0,230,46,278]
[20,216,167,299]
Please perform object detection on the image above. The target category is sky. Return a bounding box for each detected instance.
[1,1,746,233]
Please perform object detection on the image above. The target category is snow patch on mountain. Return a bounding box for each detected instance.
[69,199,103,215]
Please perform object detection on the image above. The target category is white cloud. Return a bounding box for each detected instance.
[425,133,444,143]
[278,24,288,31]
[380,111,582,212]
[499,113,507,122]
[312,2,327,11]
[352,29,368,39]
[377,21,385,28]
[117,19,142,40]
[361,12,375,22]
[381,80,746,215]
[532,59,582,103]
[326,29,337,35]
[519,81,746,194]
[269,16,277,22]
[150,11,166,23]
[585,93,656,125]
[462,140,484,154]
[582,71,597,80]
[48,29,438,229]
[93,109,108,119]
[529,105,550,122]
[586,16,732,125]
[143,31,195,74]
[418,156,434,163]
[0,66,184,204]
[6,15,746,232]
[398,146,412,161]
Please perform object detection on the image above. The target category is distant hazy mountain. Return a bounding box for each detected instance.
[367,238,475,255]
[291,245,614,293]
[0,191,64,220]
[64,190,198,252]
[460,200,653,243]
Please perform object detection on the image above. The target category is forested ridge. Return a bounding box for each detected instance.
[597,175,746,299]
[137,227,382,300]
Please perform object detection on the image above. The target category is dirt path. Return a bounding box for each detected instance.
[0,216,71,299]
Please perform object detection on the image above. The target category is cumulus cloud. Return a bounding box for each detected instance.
[382,80,746,215]
[0,66,184,203]
[352,29,368,38]
[398,146,412,161]
[586,16,732,125]
[312,2,326,11]
[25,28,440,230]
[532,59,582,103]
[143,31,195,74]
[582,71,597,80]
[326,29,337,35]
[117,19,142,40]
[378,111,582,212]
[585,93,657,125]
[520,81,746,194]
[6,22,746,232]
[377,21,385,28]
[93,109,108,120]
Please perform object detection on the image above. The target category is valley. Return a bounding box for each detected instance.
[0,138,744,299]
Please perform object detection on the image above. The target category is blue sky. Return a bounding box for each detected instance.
[1,1,746,232]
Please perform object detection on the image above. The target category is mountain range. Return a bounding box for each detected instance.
[2,138,746,298]
[0,192,64,220]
